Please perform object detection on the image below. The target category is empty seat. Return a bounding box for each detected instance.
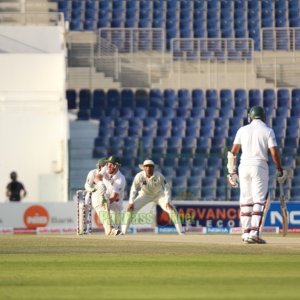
[66,89,77,109]
[263,89,276,108]
[79,89,92,109]
[248,89,261,107]
[121,89,135,108]
[107,89,120,108]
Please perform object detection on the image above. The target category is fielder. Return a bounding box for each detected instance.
[227,106,286,244]
[84,157,122,236]
[122,159,184,235]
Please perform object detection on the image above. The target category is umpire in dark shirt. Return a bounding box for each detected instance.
[6,171,27,201]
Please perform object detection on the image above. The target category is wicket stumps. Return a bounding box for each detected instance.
[76,190,92,235]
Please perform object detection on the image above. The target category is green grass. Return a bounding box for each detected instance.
[0,235,300,300]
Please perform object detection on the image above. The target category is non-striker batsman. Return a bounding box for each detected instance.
[227,106,286,244]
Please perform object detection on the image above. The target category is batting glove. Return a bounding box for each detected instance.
[227,173,239,188]
[277,169,287,185]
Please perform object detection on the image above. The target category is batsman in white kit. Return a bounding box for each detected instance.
[122,159,184,235]
[84,156,125,236]
[227,106,286,244]
[101,155,126,232]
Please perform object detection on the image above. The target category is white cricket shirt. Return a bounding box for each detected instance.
[233,119,278,166]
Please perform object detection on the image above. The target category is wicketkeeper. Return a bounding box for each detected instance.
[227,106,286,244]
[122,159,184,235]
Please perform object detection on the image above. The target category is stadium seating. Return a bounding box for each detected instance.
[67,86,300,201]
[64,0,300,201]
[57,0,300,51]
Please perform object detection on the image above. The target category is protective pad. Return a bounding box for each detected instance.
[227,151,236,174]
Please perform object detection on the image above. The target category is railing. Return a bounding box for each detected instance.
[98,28,165,53]
[261,27,300,51]
[171,38,254,62]
[95,37,119,80]
[0,12,65,27]
[168,38,255,89]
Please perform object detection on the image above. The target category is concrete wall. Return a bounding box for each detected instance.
[0,26,68,202]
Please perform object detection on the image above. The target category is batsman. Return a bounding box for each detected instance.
[227,106,287,244]
[84,157,122,236]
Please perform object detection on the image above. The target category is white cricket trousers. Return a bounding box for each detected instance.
[239,164,269,239]
[89,189,120,235]
[122,193,183,234]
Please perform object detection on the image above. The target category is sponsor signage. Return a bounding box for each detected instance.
[157,202,240,228]
[157,201,300,230]
[264,202,300,228]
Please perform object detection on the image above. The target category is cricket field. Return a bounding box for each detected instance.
[0,234,300,300]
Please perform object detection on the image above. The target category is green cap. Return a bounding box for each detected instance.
[96,157,107,168]
[106,155,122,166]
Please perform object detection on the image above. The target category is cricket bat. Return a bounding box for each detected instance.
[279,182,288,237]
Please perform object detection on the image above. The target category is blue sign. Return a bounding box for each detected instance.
[157,202,300,229]
[264,202,300,228]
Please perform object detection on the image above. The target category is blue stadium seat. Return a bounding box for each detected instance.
[79,89,92,110]
[185,125,199,138]
[163,156,178,168]
[70,19,81,30]
[148,107,162,118]
[77,109,90,120]
[176,165,190,177]
[135,89,149,109]
[66,89,77,110]
[192,89,204,108]
[134,107,147,118]
[164,89,177,109]
[201,179,216,200]
[263,89,276,108]
[178,89,191,109]
[276,107,289,118]
[178,156,193,169]
[272,116,286,128]
[128,118,143,136]
[220,89,233,109]
[91,89,106,119]
[206,89,218,108]
[172,177,188,199]
[248,89,261,107]
[285,125,299,139]
[149,89,164,109]
[157,117,172,137]
[167,136,182,156]
[181,136,197,156]
[107,89,120,109]
[277,89,290,108]
[140,135,153,149]
[121,89,135,108]
[187,175,201,188]
[58,0,69,19]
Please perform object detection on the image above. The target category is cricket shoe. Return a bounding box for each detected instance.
[114,229,123,236]
[245,236,267,244]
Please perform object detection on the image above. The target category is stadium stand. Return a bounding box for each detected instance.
[68,87,300,201]
[61,0,300,201]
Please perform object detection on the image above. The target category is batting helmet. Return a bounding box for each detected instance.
[106,155,122,166]
[248,106,266,122]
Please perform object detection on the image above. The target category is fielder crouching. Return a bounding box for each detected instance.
[122,159,184,235]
